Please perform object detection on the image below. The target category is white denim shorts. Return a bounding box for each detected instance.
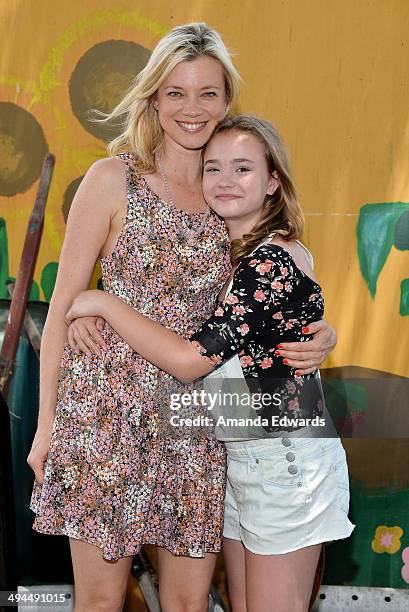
[223,436,355,555]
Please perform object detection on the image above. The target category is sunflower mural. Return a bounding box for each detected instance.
[0,101,49,299]
[0,7,162,301]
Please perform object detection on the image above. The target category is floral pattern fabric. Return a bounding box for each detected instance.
[191,243,325,428]
[30,153,231,560]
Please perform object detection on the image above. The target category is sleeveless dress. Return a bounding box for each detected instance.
[30,153,231,561]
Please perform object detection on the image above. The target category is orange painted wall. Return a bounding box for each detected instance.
[1,0,408,376]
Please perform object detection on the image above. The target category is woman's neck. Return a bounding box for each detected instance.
[160,139,203,186]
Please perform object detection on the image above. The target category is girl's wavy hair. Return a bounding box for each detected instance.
[92,23,241,172]
[208,115,304,266]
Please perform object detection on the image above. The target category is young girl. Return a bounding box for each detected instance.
[67,115,354,612]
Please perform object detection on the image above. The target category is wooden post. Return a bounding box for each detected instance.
[0,153,55,395]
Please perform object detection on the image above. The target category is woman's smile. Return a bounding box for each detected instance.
[176,120,208,133]
[155,56,227,151]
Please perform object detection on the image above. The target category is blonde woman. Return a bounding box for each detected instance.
[28,24,336,612]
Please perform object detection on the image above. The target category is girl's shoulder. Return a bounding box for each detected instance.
[240,239,319,287]
[242,240,298,269]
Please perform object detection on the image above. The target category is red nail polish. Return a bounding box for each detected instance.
[302,327,309,333]
[283,358,289,364]
[276,343,283,349]
[295,370,301,377]
[275,350,281,356]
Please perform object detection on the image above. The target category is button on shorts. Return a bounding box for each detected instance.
[223,436,355,555]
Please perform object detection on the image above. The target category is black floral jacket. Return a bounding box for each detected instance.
[190,243,325,429]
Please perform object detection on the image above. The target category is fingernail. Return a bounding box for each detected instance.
[295,371,301,377]
[276,344,283,349]
[302,327,309,333]
[275,350,281,356]
[283,358,289,364]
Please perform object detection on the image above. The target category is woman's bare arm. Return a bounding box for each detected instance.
[28,157,125,482]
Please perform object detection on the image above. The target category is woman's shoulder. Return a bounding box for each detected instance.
[71,157,128,219]
[85,156,126,185]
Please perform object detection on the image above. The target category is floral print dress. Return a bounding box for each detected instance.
[191,242,325,430]
[30,153,231,561]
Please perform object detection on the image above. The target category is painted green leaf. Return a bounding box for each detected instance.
[324,380,368,413]
[394,210,409,251]
[321,380,368,435]
[1,217,54,303]
[41,262,59,302]
[6,277,40,301]
[29,280,40,301]
[400,279,409,316]
[356,203,409,297]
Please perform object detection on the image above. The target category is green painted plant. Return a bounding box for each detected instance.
[41,262,59,302]
[0,217,58,302]
[356,203,409,315]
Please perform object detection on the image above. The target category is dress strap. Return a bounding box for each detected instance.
[247,233,315,270]
[116,152,146,220]
[247,232,277,258]
[295,240,314,270]
[117,151,136,168]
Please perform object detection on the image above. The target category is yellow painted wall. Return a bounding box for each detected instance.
[1,0,408,377]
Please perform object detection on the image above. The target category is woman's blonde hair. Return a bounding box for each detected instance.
[208,115,304,265]
[94,23,241,172]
